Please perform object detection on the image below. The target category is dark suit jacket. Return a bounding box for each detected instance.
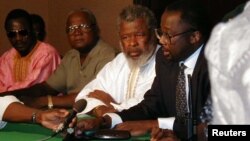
[117,46,210,140]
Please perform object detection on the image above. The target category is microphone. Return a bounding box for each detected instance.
[55,99,87,133]
[37,99,87,141]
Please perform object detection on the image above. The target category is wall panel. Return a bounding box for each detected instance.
[0,0,132,55]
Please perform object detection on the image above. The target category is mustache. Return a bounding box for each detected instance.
[127,47,142,54]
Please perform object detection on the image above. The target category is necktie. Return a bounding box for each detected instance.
[176,63,187,117]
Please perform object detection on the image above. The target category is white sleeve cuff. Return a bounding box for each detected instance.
[158,117,175,130]
[0,96,21,129]
[0,121,7,129]
[104,113,123,128]
[0,96,21,121]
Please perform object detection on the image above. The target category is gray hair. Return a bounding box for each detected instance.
[117,5,157,33]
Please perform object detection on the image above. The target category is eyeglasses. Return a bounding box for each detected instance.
[154,28,196,44]
[66,24,92,34]
[6,29,29,38]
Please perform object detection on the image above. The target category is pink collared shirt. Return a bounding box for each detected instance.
[0,41,61,92]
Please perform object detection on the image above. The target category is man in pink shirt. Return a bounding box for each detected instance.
[0,9,61,92]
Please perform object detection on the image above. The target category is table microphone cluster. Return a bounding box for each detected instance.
[59,99,131,140]
[56,99,87,133]
[38,99,131,141]
[63,129,131,141]
[37,99,87,141]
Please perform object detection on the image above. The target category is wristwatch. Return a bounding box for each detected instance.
[47,95,53,109]
[32,112,37,123]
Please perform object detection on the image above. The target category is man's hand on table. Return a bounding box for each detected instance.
[115,120,158,137]
[36,109,69,131]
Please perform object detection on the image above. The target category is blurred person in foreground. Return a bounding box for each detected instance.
[1,8,117,109]
[0,9,61,93]
[205,1,250,125]
[71,1,211,141]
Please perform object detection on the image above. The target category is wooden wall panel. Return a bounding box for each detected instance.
[0,0,132,55]
[0,0,49,55]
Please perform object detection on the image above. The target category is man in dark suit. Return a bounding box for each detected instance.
[73,1,211,140]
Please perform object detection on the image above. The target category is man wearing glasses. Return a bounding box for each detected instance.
[0,9,61,93]
[72,1,211,141]
[1,8,117,110]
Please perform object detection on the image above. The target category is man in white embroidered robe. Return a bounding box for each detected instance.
[75,5,159,116]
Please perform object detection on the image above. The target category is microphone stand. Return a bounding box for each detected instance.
[187,75,197,141]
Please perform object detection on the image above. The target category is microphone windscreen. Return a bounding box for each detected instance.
[73,99,87,113]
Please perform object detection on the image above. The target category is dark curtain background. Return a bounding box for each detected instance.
[133,0,248,28]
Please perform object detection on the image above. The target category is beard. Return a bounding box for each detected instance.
[121,42,156,70]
